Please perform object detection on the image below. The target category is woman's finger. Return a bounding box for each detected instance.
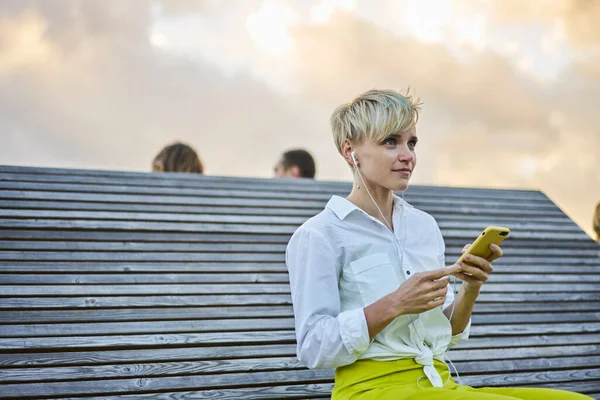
[452,271,479,284]
[426,296,446,310]
[428,287,448,302]
[457,264,489,282]
[462,243,472,254]
[487,243,504,262]
[462,254,493,274]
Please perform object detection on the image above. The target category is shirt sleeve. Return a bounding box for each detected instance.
[434,221,471,348]
[286,227,371,369]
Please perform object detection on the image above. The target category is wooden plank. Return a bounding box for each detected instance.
[0,196,564,221]
[4,314,600,338]
[516,382,600,397]
[2,323,599,351]
[1,282,598,297]
[0,209,308,225]
[472,312,600,324]
[0,330,298,350]
[3,352,599,385]
[0,294,294,309]
[457,333,600,350]
[0,170,549,201]
[1,262,599,275]
[3,292,599,310]
[4,365,598,399]
[0,317,296,337]
[0,368,335,398]
[0,200,574,224]
[1,230,595,249]
[0,230,293,243]
[0,200,567,219]
[0,242,288,255]
[2,272,599,286]
[454,355,600,374]
[0,168,550,201]
[1,250,598,266]
[0,262,290,273]
[6,181,555,208]
[0,306,294,323]
[3,302,599,324]
[1,310,599,331]
[0,201,572,228]
[0,356,306,383]
[0,219,587,236]
[0,272,289,285]
[0,189,327,209]
[2,336,597,368]
[0,343,298,367]
[461,367,600,387]
[0,284,292,296]
[1,241,597,259]
[477,283,600,293]
[0,252,287,262]
[5,383,334,400]
[452,344,600,362]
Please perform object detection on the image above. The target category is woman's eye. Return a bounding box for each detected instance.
[408,140,418,148]
[383,138,396,145]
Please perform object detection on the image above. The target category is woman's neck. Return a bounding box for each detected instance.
[347,183,395,231]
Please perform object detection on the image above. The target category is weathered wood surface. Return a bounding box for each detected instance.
[0,165,598,399]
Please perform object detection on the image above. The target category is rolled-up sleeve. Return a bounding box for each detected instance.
[436,222,471,348]
[286,227,371,369]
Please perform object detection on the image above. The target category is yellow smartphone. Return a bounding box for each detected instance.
[457,226,510,263]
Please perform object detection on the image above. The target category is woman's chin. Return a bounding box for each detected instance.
[385,180,410,192]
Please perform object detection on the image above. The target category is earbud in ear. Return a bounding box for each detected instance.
[351,151,358,166]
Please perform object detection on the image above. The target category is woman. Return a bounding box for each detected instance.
[285,89,591,399]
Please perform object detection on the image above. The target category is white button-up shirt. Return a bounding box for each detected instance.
[285,195,471,387]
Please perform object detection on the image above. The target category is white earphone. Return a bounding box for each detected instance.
[351,150,358,166]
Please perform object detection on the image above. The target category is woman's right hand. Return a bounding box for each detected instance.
[389,266,460,317]
[364,265,460,340]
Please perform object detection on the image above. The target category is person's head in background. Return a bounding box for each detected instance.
[152,142,204,174]
[593,201,600,242]
[274,149,316,179]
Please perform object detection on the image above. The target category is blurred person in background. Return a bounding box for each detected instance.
[152,142,204,174]
[593,202,600,243]
[274,149,316,179]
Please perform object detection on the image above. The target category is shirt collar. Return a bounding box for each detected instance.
[325,194,412,221]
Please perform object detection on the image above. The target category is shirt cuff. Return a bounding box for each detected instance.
[448,317,471,349]
[338,308,371,356]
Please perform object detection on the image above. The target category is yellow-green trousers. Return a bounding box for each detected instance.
[332,358,593,399]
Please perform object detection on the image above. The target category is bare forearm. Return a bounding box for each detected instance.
[443,284,479,335]
[363,294,402,340]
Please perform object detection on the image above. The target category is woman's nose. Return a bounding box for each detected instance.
[399,146,414,162]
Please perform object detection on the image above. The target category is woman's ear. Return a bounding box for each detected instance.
[341,140,355,166]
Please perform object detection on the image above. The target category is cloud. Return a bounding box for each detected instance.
[0,0,598,237]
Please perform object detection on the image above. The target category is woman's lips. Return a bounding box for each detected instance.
[393,169,411,176]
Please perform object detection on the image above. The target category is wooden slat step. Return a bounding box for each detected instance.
[2,302,599,324]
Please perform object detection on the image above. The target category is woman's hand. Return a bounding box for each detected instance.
[388,265,460,316]
[453,243,504,292]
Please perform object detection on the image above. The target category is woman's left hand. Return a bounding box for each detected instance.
[453,243,504,292]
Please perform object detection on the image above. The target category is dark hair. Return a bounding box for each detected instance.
[152,142,204,174]
[281,149,316,179]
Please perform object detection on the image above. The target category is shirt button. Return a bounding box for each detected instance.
[406,270,411,275]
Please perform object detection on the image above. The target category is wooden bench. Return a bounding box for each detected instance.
[0,165,599,399]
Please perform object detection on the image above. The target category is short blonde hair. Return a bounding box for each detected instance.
[330,89,422,154]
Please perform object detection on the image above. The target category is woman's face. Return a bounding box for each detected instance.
[353,126,418,191]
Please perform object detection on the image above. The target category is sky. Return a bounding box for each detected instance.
[0,0,599,237]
